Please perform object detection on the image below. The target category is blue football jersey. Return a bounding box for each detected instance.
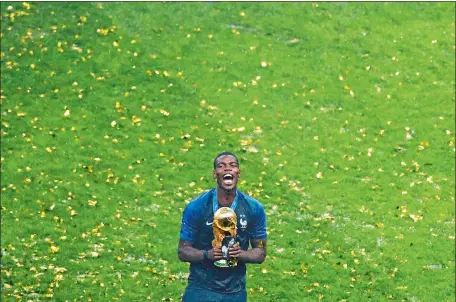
[180,188,267,293]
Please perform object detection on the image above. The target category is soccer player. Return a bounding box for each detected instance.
[178,151,268,302]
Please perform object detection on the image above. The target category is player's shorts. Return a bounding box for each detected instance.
[182,284,247,302]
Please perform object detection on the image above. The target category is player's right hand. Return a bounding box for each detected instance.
[210,246,223,260]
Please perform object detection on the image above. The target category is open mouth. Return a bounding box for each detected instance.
[222,174,234,185]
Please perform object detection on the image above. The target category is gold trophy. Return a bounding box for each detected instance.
[212,207,238,268]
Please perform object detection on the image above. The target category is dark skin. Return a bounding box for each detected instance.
[178,155,267,264]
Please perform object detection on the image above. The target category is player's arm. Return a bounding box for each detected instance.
[178,239,222,263]
[230,238,267,264]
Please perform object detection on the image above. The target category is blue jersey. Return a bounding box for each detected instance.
[180,188,267,293]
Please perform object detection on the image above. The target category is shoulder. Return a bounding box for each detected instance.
[238,191,265,215]
[184,189,214,213]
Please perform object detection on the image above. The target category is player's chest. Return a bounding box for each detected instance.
[201,210,250,233]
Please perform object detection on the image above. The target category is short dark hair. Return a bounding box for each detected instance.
[213,151,239,169]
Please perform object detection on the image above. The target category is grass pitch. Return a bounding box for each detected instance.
[1,2,455,301]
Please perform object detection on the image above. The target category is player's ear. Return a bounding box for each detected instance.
[213,170,216,179]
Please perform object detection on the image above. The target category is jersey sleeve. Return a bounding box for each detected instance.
[179,203,199,242]
[250,204,267,240]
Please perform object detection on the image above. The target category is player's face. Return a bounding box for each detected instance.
[213,155,241,192]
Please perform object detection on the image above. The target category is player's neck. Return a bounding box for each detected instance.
[217,187,236,207]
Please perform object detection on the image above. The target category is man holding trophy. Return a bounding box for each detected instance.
[178,152,268,302]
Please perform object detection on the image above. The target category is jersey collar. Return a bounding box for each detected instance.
[213,188,239,213]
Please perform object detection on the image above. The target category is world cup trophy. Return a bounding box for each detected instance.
[212,207,237,268]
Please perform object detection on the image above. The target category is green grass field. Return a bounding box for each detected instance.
[1,2,455,301]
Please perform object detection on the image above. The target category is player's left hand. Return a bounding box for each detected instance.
[229,242,242,259]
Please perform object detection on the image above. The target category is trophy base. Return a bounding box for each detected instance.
[214,259,237,268]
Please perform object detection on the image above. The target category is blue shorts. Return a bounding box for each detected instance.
[182,284,247,302]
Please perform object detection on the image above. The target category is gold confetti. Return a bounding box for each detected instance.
[50,245,60,253]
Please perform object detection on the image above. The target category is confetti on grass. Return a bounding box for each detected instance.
[0,2,454,302]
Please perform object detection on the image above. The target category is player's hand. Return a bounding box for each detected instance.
[209,246,223,260]
[229,242,242,259]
